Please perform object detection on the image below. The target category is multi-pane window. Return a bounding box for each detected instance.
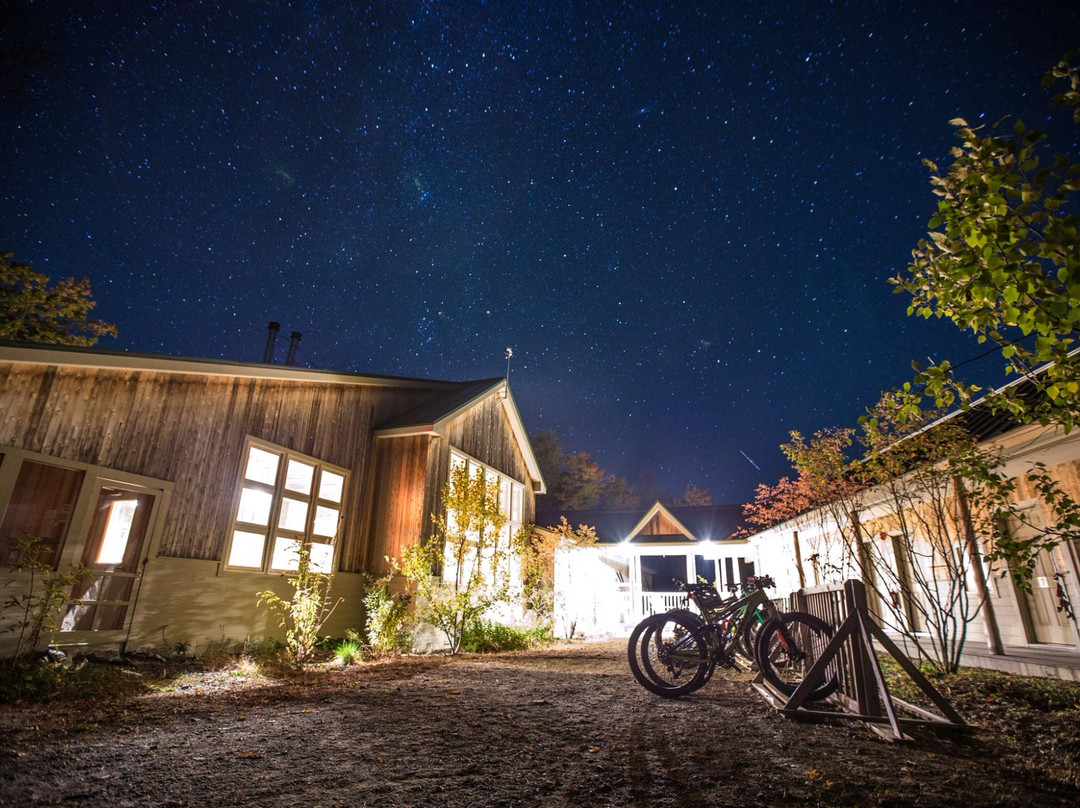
[445,451,526,597]
[448,450,524,543]
[226,440,347,573]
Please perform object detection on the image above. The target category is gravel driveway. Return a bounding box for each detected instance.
[1,640,1078,807]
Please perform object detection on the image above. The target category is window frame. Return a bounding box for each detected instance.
[0,445,172,642]
[224,437,349,574]
[447,449,525,546]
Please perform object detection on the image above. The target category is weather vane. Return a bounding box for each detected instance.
[505,347,513,382]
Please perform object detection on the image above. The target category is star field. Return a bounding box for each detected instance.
[3,0,1079,501]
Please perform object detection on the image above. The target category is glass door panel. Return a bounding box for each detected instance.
[61,487,156,633]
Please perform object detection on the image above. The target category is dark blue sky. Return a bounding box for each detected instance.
[3,0,1078,502]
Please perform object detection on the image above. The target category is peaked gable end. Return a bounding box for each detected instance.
[627,502,696,543]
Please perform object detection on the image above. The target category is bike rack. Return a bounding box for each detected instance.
[752,579,969,742]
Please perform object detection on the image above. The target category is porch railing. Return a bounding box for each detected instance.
[638,591,687,617]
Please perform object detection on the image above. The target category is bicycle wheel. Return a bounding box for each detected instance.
[663,610,720,684]
[627,612,710,698]
[754,611,839,701]
[738,605,771,661]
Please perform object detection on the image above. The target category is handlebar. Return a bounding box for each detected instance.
[675,574,775,609]
[677,575,775,593]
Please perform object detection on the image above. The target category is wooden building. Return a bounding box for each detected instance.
[0,343,544,656]
[745,409,1080,671]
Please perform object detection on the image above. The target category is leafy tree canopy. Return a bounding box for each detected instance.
[0,251,117,346]
[529,429,564,491]
[530,431,717,510]
[675,484,713,506]
[892,55,1080,430]
[551,451,607,509]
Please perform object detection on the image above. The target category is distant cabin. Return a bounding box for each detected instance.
[535,501,751,637]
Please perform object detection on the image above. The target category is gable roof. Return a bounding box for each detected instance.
[534,501,745,545]
[374,377,505,434]
[375,378,546,494]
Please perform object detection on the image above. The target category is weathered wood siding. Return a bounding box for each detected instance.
[358,434,433,572]
[641,512,682,536]
[443,393,538,525]
[361,393,541,571]
[1014,458,1080,503]
[0,361,441,568]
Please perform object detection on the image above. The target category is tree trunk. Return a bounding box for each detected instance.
[792,530,806,589]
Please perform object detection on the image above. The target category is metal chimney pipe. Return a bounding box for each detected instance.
[263,321,281,364]
[285,331,302,366]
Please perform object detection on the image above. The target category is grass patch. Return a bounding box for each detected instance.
[880,656,1080,788]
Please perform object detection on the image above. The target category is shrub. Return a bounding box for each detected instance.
[460,619,552,653]
[362,575,412,655]
[0,655,149,704]
[257,540,342,665]
[4,535,91,666]
[0,657,64,702]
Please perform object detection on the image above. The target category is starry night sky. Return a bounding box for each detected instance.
[2,1,1078,502]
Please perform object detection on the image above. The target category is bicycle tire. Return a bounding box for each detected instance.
[739,604,771,661]
[638,608,721,682]
[667,609,723,683]
[639,613,713,696]
[627,612,710,698]
[754,611,839,701]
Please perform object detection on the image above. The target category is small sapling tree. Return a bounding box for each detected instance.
[257,539,341,664]
[394,462,514,654]
[520,517,597,626]
[4,535,91,666]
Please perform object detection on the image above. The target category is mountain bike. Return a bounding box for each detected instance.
[627,576,838,701]
[627,575,779,696]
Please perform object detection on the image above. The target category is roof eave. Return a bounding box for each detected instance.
[0,342,457,389]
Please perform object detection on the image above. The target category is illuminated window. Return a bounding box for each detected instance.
[225,440,347,573]
[448,450,525,542]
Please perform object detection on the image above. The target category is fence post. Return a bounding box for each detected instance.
[953,475,1004,656]
[790,587,808,614]
[792,531,806,589]
[844,579,882,718]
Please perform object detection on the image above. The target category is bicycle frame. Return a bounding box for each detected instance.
[669,577,783,669]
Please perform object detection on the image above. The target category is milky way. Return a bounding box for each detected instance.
[3,0,1078,500]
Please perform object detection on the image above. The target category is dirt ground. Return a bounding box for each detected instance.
[1,640,1078,808]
